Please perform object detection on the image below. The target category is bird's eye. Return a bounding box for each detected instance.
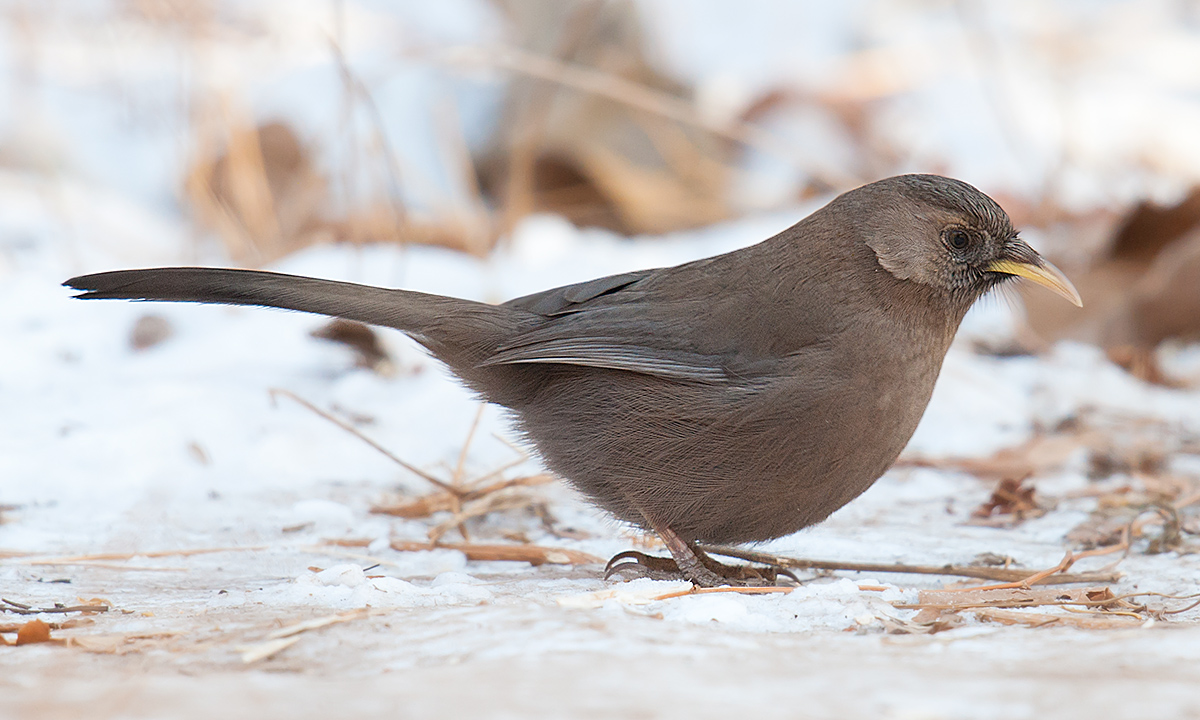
[946,229,971,250]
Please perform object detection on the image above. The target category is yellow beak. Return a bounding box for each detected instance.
[986,257,1082,307]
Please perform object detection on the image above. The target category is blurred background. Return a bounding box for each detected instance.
[5,5,1200,701]
[2,0,1200,382]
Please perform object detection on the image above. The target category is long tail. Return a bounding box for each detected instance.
[64,267,524,369]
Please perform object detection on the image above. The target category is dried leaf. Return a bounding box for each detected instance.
[15,619,51,645]
[970,476,1044,524]
[129,314,172,351]
[971,607,1146,630]
[894,608,965,634]
[310,319,393,374]
[1021,190,1200,382]
[184,118,328,264]
[911,587,1123,610]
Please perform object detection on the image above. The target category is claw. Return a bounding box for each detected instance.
[604,551,686,581]
[604,544,799,587]
[604,550,678,576]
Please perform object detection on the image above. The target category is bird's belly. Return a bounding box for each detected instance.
[513,358,940,545]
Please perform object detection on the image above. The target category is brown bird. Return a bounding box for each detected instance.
[65,175,1081,587]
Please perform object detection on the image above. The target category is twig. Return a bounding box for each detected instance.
[698,545,1122,585]
[971,607,1146,630]
[1163,598,1200,615]
[270,388,457,493]
[15,562,186,572]
[461,456,535,493]
[927,543,1129,593]
[12,546,267,563]
[653,586,795,601]
[274,390,554,538]
[239,636,301,664]
[267,608,370,640]
[895,587,1159,611]
[1,599,108,616]
[452,405,486,487]
[462,472,555,502]
[427,493,539,543]
[445,405,488,541]
[239,609,370,664]
[388,540,601,566]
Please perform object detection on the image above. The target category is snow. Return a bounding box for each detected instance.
[5,206,1200,718]
[3,2,1200,719]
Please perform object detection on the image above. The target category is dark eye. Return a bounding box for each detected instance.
[946,229,971,250]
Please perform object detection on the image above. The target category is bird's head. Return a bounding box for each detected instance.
[849,174,1081,311]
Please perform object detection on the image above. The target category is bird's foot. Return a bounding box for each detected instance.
[604,550,688,582]
[604,539,798,588]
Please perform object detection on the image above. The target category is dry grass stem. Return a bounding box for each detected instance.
[387,540,601,566]
[936,543,1129,593]
[239,636,302,664]
[273,389,550,541]
[239,608,370,664]
[699,545,1123,585]
[266,608,370,640]
[270,388,455,493]
[329,39,408,240]
[443,45,845,183]
[427,492,544,543]
[971,607,1147,630]
[652,586,796,601]
[2,598,108,615]
[16,562,186,572]
[11,546,268,564]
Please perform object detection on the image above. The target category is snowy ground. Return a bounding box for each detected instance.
[3,194,1200,719]
[4,1,1200,718]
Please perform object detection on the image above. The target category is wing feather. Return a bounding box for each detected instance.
[480,337,728,382]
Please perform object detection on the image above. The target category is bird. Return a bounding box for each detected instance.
[65,174,1081,587]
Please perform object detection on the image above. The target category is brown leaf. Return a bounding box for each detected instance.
[15,619,51,645]
[184,118,328,264]
[1109,187,1200,263]
[903,608,965,634]
[1020,190,1200,384]
[129,314,172,351]
[971,476,1043,523]
[476,0,732,236]
[310,319,393,374]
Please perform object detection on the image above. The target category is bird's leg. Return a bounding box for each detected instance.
[650,523,730,587]
[605,524,801,586]
[605,522,780,587]
[604,526,726,585]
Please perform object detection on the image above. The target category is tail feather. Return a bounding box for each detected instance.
[65,267,524,368]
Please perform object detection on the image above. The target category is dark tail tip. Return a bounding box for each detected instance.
[65,273,110,300]
[63,271,153,300]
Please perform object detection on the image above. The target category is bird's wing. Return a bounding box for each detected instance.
[493,269,733,381]
[479,334,730,382]
[502,270,654,316]
[488,275,742,384]
[490,256,808,383]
